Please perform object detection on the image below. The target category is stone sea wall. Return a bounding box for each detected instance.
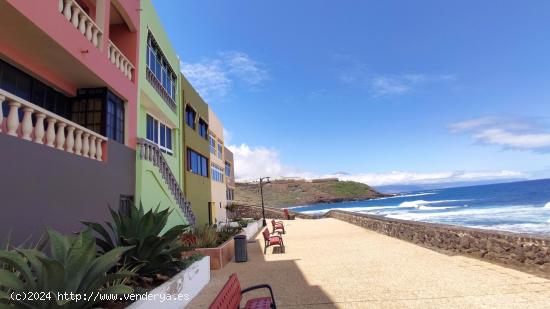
[234,203,317,220]
[324,210,550,275]
[234,204,550,275]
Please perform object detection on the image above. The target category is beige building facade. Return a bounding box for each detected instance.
[207,109,228,224]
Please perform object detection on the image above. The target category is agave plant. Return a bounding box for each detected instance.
[83,203,191,277]
[181,225,219,250]
[0,228,133,309]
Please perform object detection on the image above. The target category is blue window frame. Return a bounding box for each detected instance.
[225,162,231,177]
[146,114,172,153]
[187,148,208,177]
[198,119,208,139]
[211,164,224,183]
[146,33,177,101]
[185,105,196,129]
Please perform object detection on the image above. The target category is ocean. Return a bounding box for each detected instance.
[290,178,550,235]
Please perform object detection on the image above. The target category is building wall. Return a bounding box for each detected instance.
[224,146,235,204]
[135,0,186,227]
[224,146,235,188]
[181,75,212,226]
[0,134,135,244]
[208,109,228,224]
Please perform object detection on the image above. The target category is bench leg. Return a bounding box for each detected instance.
[264,241,268,254]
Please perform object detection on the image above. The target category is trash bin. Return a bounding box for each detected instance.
[234,234,248,262]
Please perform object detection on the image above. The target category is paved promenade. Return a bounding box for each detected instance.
[190,218,550,308]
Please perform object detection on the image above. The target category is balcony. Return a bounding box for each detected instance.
[58,0,134,82]
[0,88,107,162]
[58,0,103,49]
[146,68,177,112]
[108,40,134,81]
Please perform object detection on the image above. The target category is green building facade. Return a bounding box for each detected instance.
[135,0,193,227]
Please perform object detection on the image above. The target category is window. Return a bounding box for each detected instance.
[71,88,125,144]
[198,119,208,139]
[146,33,177,102]
[209,134,216,155]
[106,92,124,143]
[187,148,208,177]
[211,163,224,183]
[0,59,70,120]
[217,143,223,159]
[185,105,196,129]
[226,189,234,201]
[146,114,173,153]
[225,162,231,177]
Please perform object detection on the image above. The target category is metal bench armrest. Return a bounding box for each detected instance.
[241,284,276,308]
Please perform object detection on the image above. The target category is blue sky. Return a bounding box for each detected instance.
[153,0,550,186]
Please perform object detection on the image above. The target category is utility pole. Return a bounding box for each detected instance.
[259,176,271,226]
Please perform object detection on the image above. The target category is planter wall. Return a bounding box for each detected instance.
[127,256,210,309]
[195,238,235,270]
[242,219,263,240]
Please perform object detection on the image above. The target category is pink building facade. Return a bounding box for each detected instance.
[0,0,140,243]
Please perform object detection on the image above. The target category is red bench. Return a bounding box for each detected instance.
[271,219,285,234]
[283,208,290,219]
[262,228,284,254]
[209,273,277,309]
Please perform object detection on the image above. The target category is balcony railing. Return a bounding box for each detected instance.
[0,89,107,162]
[58,0,103,49]
[146,68,177,112]
[108,40,134,81]
[137,138,195,225]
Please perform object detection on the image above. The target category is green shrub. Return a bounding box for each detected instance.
[83,203,190,278]
[217,226,242,244]
[0,228,133,309]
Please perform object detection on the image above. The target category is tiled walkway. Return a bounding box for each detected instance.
[190,218,550,308]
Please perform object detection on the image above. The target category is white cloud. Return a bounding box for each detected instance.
[227,144,302,181]
[371,74,456,97]
[333,55,455,97]
[371,76,410,96]
[474,128,550,150]
[180,61,230,99]
[222,51,268,85]
[228,143,525,186]
[181,51,267,100]
[450,116,550,152]
[328,170,524,187]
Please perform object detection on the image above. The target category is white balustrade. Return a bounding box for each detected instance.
[108,40,135,81]
[74,129,83,155]
[89,136,97,159]
[45,118,57,147]
[7,101,21,136]
[59,0,103,49]
[0,89,107,162]
[82,133,90,157]
[66,126,75,153]
[21,107,34,140]
[34,113,46,144]
[56,123,67,150]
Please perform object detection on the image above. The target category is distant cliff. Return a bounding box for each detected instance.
[234,178,389,208]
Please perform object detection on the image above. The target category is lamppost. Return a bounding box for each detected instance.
[259,176,271,226]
